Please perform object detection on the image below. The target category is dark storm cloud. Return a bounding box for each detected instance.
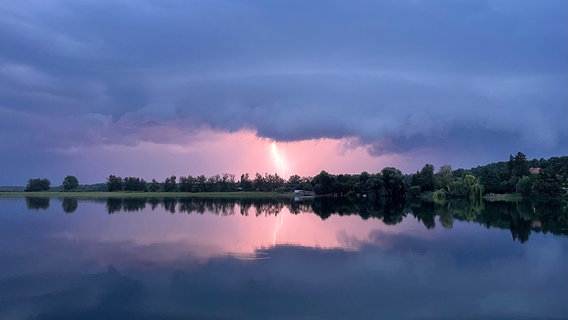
[0,0,566,159]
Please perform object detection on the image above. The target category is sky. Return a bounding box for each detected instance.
[0,0,566,185]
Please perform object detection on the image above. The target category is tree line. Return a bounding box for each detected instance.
[23,152,568,199]
[101,167,409,201]
[25,175,78,192]
[408,152,567,200]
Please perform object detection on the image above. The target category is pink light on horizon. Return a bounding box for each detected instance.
[60,129,412,183]
[272,137,409,177]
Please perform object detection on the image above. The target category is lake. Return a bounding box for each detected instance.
[0,196,567,319]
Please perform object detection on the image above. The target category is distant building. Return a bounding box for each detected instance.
[294,190,315,196]
[529,167,542,174]
[293,189,315,201]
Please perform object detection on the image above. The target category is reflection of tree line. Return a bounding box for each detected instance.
[24,196,567,242]
[105,197,302,217]
[25,197,78,213]
[408,199,568,242]
[25,197,51,210]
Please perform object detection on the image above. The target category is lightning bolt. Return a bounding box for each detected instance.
[270,141,287,179]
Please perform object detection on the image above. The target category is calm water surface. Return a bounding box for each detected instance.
[0,197,566,319]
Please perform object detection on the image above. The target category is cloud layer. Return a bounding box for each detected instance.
[0,0,566,182]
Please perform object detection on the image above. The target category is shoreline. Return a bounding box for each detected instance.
[0,191,294,199]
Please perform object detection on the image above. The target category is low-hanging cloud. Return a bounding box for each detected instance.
[0,0,566,162]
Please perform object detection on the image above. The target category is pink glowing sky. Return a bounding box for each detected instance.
[1,0,566,185]
[13,127,555,185]
[55,129,460,183]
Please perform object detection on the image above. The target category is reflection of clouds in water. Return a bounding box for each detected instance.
[335,229,361,249]
[479,291,549,317]
[1,235,566,320]
[526,239,564,281]
[1,198,567,319]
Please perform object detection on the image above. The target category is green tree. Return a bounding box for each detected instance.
[149,179,160,192]
[286,174,302,191]
[195,175,207,192]
[179,175,194,192]
[266,173,285,191]
[449,179,467,198]
[381,167,406,200]
[409,185,421,197]
[106,175,123,192]
[221,173,236,192]
[509,152,529,178]
[532,170,563,197]
[239,173,254,191]
[356,171,371,195]
[123,177,147,191]
[302,182,314,191]
[433,189,447,204]
[163,175,177,192]
[516,176,533,196]
[253,173,266,191]
[207,174,221,192]
[313,170,334,195]
[62,175,79,191]
[366,173,384,199]
[25,178,51,192]
[435,165,453,192]
[412,164,435,192]
[462,174,484,201]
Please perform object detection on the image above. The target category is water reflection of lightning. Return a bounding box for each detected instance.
[270,141,286,179]
[272,213,285,246]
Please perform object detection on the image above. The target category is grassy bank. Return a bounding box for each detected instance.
[0,191,293,199]
[483,193,523,202]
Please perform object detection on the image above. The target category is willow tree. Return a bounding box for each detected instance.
[462,174,484,201]
[435,165,453,192]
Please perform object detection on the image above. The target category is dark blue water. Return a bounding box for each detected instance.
[0,197,566,319]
